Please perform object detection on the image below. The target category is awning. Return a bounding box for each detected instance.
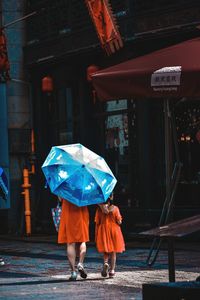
[92,37,200,267]
[92,37,200,101]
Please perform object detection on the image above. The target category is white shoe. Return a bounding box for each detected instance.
[0,257,5,266]
[77,263,87,279]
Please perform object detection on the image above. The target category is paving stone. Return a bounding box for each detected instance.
[0,236,200,299]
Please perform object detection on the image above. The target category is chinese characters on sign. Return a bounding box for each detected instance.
[151,66,181,92]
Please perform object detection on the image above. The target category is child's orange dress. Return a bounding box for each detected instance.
[58,199,89,244]
[95,206,125,253]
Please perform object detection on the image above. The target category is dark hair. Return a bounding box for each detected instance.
[106,193,114,205]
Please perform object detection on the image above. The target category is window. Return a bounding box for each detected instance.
[175,99,200,208]
[105,100,129,188]
[57,88,73,145]
[99,99,138,207]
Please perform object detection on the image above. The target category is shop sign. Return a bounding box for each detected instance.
[151,66,181,92]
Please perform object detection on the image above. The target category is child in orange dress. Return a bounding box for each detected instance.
[95,193,125,278]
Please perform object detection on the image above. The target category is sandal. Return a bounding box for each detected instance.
[101,262,109,277]
[77,263,87,279]
[109,271,115,278]
[69,271,77,281]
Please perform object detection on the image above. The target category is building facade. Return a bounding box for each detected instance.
[0,0,200,236]
[0,0,32,233]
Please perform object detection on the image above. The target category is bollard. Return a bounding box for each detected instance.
[21,168,31,236]
[21,130,36,236]
[29,129,36,175]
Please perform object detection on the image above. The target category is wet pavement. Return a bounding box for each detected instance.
[0,235,200,299]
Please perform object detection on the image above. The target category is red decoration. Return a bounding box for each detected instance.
[42,76,53,93]
[85,0,123,55]
[196,130,200,143]
[87,65,100,103]
[0,29,10,81]
[87,65,100,82]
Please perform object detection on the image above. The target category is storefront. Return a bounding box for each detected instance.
[23,1,200,236]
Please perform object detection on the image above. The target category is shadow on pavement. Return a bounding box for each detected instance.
[0,276,109,286]
[0,271,39,278]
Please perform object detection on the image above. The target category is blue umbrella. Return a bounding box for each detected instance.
[0,166,8,201]
[41,143,117,207]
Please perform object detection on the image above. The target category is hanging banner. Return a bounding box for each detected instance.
[85,0,123,55]
[0,29,10,82]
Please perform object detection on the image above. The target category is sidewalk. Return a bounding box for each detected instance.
[0,235,200,299]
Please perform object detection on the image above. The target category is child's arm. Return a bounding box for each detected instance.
[117,219,122,225]
[115,207,122,225]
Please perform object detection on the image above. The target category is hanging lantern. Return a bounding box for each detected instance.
[42,76,53,93]
[86,65,99,82]
[196,130,200,143]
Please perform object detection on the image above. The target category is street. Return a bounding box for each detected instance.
[0,235,200,299]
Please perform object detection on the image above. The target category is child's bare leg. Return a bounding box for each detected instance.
[101,252,109,277]
[110,252,116,274]
[103,252,109,264]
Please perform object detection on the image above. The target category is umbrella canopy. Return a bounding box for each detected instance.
[0,166,8,201]
[42,143,117,207]
[92,37,200,100]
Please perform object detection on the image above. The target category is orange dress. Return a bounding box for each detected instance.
[58,199,89,244]
[95,206,125,253]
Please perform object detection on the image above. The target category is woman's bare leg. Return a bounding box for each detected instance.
[103,252,109,264]
[78,242,87,264]
[77,242,87,278]
[67,243,76,271]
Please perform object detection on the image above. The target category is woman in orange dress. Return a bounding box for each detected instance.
[58,197,89,281]
[95,193,125,278]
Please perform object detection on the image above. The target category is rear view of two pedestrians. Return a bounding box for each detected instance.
[57,193,125,280]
